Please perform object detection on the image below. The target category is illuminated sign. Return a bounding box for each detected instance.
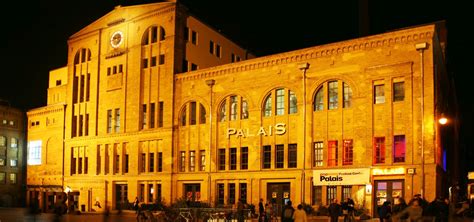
[313,168,370,185]
[226,123,286,138]
[372,167,405,175]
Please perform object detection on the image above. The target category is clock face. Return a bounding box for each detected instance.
[110,31,124,48]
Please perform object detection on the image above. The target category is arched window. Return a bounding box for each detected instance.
[180,101,207,126]
[263,88,297,117]
[159,26,166,41]
[143,26,165,45]
[314,87,324,111]
[313,80,352,111]
[219,95,250,122]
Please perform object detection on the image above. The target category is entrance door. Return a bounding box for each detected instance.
[184,183,201,202]
[115,184,128,210]
[374,180,404,217]
[267,183,291,216]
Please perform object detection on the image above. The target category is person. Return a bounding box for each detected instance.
[133,197,140,214]
[265,203,273,222]
[259,198,265,221]
[378,201,392,222]
[293,204,308,222]
[393,199,423,222]
[392,197,408,222]
[328,199,341,222]
[237,198,245,222]
[345,198,355,222]
[282,200,295,222]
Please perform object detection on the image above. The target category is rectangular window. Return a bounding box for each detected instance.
[180,151,186,172]
[374,84,385,104]
[239,183,247,203]
[328,81,338,110]
[10,159,17,167]
[209,40,214,54]
[191,63,198,71]
[374,137,385,164]
[158,102,164,127]
[113,66,117,74]
[27,140,42,165]
[394,135,406,163]
[114,154,119,173]
[231,53,235,62]
[107,67,111,76]
[216,44,221,58]
[151,56,157,67]
[139,184,145,202]
[263,145,271,169]
[154,152,161,172]
[85,114,89,136]
[148,184,153,202]
[343,139,353,165]
[228,183,236,204]
[78,115,83,136]
[200,150,205,171]
[143,58,148,68]
[118,64,123,73]
[84,157,88,174]
[312,186,322,205]
[393,82,405,102]
[80,75,85,102]
[275,144,284,168]
[191,30,197,45]
[86,73,90,101]
[289,91,297,114]
[141,153,146,173]
[313,142,323,167]
[190,102,197,125]
[229,148,237,170]
[105,147,109,174]
[218,148,226,170]
[230,96,237,120]
[73,76,78,103]
[96,147,101,174]
[276,89,285,115]
[142,104,147,130]
[150,103,155,128]
[157,184,162,202]
[240,147,248,170]
[288,144,297,168]
[149,153,154,172]
[343,82,352,108]
[342,186,352,201]
[124,154,129,173]
[114,108,120,133]
[328,141,338,166]
[159,54,165,65]
[189,151,195,172]
[327,186,337,204]
[72,115,77,137]
[9,173,16,184]
[71,156,76,175]
[107,110,112,133]
[217,183,224,205]
[78,157,83,174]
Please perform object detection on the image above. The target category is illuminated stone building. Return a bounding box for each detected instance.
[27,1,453,216]
[0,100,25,207]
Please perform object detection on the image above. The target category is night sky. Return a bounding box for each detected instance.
[1,1,473,174]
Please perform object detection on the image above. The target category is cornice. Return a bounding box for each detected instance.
[175,25,435,82]
[131,5,175,23]
[65,127,173,144]
[27,104,65,117]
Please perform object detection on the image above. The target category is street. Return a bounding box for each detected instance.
[0,208,137,222]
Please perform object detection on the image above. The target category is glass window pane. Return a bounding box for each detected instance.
[393,82,405,102]
[343,82,352,108]
[374,84,385,104]
[264,95,272,117]
[276,89,285,115]
[314,87,324,111]
[241,98,249,119]
[230,96,237,120]
[289,91,297,114]
[328,81,338,110]
[220,100,227,122]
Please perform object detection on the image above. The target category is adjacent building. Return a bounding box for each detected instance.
[0,100,26,207]
[26,1,455,216]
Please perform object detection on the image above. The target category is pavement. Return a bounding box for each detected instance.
[0,208,137,222]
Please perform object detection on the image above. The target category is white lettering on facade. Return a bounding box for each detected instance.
[226,123,287,138]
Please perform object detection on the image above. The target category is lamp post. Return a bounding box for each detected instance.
[415,42,428,198]
[205,79,215,204]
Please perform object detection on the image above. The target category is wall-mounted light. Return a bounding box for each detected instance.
[439,113,448,125]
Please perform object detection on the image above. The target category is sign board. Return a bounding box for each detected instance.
[313,168,370,186]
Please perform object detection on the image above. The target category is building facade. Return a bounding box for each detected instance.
[0,100,26,207]
[27,1,453,216]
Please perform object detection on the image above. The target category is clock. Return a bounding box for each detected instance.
[110,31,124,48]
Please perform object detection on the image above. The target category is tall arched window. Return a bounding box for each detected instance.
[180,101,207,126]
[313,80,352,111]
[219,95,250,121]
[263,88,297,117]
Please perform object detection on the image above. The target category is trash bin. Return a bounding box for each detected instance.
[81,204,85,212]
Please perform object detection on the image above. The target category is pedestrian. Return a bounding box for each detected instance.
[282,200,295,222]
[259,198,265,221]
[293,204,308,222]
[328,199,342,222]
[265,203,272,222]
[394,199,423,222]
[392,197,408,222]
[237,198,245,222]
[345,198,355,222]
[133,197,140,214]
[379,201,392,222]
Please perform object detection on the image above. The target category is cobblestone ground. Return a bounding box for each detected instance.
[0,208,137,222]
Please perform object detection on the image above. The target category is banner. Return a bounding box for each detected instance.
[313,168,370,186]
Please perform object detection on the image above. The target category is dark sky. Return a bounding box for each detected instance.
[1,1,473,172]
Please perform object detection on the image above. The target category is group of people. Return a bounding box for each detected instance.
[378,194,451,222]
[327,198,356,222]
[258,198,308,222]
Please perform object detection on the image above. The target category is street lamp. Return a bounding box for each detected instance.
[205,79,215,204]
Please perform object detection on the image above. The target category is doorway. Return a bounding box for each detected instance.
[374,180,404,217]
[115,184,128,210]
[184,183,201,202]
[267,182,291,216]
